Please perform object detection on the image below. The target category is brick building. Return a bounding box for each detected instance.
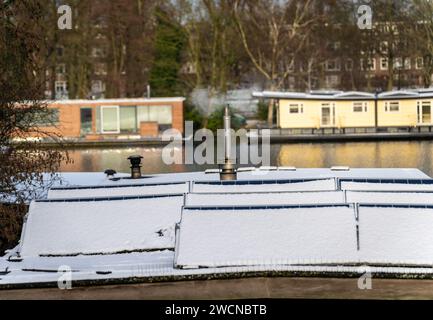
[35,98,184,140]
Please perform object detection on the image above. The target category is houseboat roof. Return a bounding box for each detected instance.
[4,168,433,288]
[47,97,186,105]
[253,89,433,101]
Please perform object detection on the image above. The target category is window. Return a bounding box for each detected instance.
[404,57,411,70]
[289,104,303,114]
[120,106,137,133]
[380,58,389,71]
[56,64,66,75]
[385,102,400,112]
[345,59,353,71]
[390,102,400,112]
[353,102,367,113]
[326,59,341,71]
[361,58,376,71]
[91,80,105,93]
[92,47,106,58]
[421,101,432,124]
[101,106,120,133]
[367,58,376,71]
[56,46,64,57]
[321,103,335,126]
[55,81,67,99]
[80,108,93,135]
[380,41,389,54]
[416,57,424,70]
[393,57,403,69]
[137,105,173,130]
[94,63,107,75]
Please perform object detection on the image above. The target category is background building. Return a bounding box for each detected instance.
[254,90,433,132]
[33,98,184,140]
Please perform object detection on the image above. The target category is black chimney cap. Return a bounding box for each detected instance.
[104,169,117,177]
[128,155,143,165]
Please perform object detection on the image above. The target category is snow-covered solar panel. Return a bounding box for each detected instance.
[19,195,184,257]
[340,179,433,192]
[175,205,358,269]
[347,191,433,205]
[47,182,189,199]
[358,206,433,265]
[192,179,336,193]
[186,191,345,207]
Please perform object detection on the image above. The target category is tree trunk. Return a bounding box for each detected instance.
[267,98,274,126]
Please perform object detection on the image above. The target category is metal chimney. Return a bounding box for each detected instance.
[128,155,143,179]
[220,106,237,181]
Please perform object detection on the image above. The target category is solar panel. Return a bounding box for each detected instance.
[175,206,358,269]
[47,182,189,199]
[186,191,345,207]
[192,179,337,193]
[358,206,433,265]
[19,195,184,257]
[341,179,433,192]
[347,191,433,205]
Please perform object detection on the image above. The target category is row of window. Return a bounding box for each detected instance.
[53,80,105,95]
[99,105,173,134]
[287,101,433,115]
[288,57,425,74]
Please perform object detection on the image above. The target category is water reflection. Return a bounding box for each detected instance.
[60,141,433,177]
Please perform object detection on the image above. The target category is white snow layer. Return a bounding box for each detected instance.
[347,191,433,204]
[175,206,358,268]
[47,182,189,199]
[192,179,336,193]
[186,191,345,206]
[358,207,433,265]
[341,181,433,192]
[19,196,184,257]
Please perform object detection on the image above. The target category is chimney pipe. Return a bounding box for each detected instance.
[220,105,237,181]
[128,155,143,179]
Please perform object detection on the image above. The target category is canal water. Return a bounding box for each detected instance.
[60,141,433,177]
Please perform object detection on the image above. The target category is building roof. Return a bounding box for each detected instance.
[47,97,186,105]
[3,168,433,287]
[253,89,433,101]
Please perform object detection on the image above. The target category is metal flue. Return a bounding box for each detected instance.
[220,105,237,181]
[128,155,143,179]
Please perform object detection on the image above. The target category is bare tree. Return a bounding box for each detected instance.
[0,0,68,253]
[411,0,433,88]
[233,0,320,125]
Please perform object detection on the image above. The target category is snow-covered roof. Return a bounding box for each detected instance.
[19,195,184,257]
[378,90,419,99]
[3,168,433,288]
[359,206,433,265]
[252,89,433,101]
[175,205,358,268]
[334,91,375,99]
[48,97,185,105]
[48,181,189,200]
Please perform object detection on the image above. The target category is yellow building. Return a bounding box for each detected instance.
[253,90,433,131]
